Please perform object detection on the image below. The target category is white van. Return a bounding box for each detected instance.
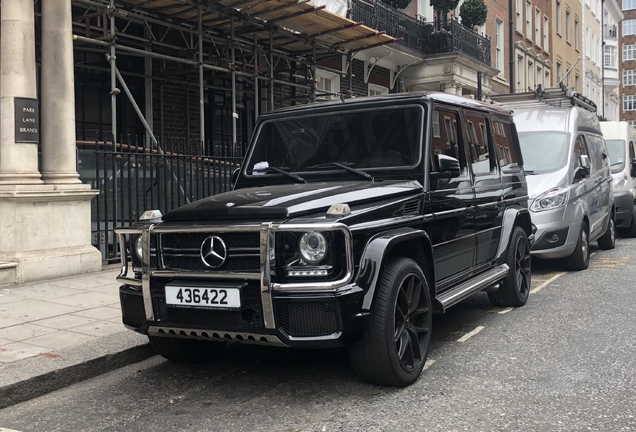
[492,85,616,270]
[600,121,636,236]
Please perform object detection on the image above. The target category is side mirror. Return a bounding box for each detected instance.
[580,154,591,169]
[432,154,461,178]
[574,155,590,182]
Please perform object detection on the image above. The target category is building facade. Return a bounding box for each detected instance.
[603,0,623,120]
[622,0,636,124]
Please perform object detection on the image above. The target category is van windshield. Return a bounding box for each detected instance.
[605,139,626,174]
[518,131,570,174]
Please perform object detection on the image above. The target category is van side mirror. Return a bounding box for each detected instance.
[574,155,591,182]
[432,154,461,178]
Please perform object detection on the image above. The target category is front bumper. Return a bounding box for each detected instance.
[119,281,367,348]
[529,205,582,259]
[115,221,364,349]
[613,190,634,228]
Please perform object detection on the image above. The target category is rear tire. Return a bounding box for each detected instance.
[149,336,225,363]
[597,212,616,250]
[488,226,530,307]
[618,208,636,238]
[348,257,432,387]
[565,221,590,271]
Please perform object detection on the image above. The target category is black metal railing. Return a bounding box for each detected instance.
[426,19,491,65]
[350,0,490,66]
[351,0,432,54]
[77,136,243,263]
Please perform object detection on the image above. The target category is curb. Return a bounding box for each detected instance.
[0,337,155,409]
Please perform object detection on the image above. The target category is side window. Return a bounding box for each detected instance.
[629,141,635,161]
[493,120,520,171]
[574,135,590,168]
[430,108,465,170]
[587,135,606,173]
[464,113,492,175]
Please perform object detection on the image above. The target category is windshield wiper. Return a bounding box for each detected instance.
[254,166,306,183]
[610,161,624,167]
[524,169,536,174]
[307,162,375,181]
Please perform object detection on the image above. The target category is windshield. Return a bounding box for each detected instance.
[244,106,423,176]
[518,131,570,174]
[605,139,626,174]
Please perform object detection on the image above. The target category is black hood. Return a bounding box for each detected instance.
[163,180,421,222]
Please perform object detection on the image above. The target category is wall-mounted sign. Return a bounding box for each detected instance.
[15,98,39,144]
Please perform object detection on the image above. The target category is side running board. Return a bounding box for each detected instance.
[435,264,509,313]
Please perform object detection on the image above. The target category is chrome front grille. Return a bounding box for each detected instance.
[160,231,260,272]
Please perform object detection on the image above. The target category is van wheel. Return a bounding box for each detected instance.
[148,336,225,363]
[488,226,530,307]
[618,208,636,238]
[597,212,616,250]
[348,257,432,387]
[565,221,590,271]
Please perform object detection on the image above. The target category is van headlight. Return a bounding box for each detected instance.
[613,174,627,189]
[299,232,327,264]
[531,187,569,212]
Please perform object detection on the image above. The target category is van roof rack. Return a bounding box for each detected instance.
[490,83,597,113]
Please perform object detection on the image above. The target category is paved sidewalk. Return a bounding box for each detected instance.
[0,267,155,409]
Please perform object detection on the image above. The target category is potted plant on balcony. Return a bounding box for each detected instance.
[430,0,460,28]
[459,0,487,31]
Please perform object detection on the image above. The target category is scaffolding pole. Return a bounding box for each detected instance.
[198,3,205,153]
[231,15,237,157]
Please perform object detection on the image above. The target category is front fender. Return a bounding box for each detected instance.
[494,207,533,265]
[357,227,434,311]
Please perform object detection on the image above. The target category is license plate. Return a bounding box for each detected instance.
[165,286,241,309]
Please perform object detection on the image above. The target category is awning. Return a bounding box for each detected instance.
[118,0,397,57]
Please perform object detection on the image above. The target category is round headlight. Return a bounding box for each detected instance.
[299,232,327,264]
[134,236,143,259]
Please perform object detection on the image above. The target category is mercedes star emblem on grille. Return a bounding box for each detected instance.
[200,236,228,268]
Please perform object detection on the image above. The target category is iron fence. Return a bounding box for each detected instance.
[78,137,243,263]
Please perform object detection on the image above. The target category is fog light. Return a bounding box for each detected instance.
[549,234,559,242]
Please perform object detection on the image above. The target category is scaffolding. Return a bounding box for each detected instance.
[70,0,397,156]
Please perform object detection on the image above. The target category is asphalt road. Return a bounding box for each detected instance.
[1,239,635,432]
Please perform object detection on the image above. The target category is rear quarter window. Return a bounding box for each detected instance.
[493,120,521,172]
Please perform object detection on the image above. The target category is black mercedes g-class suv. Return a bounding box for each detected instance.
[116,92,533,387]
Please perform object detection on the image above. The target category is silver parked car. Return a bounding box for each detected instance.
[492,85,616,270]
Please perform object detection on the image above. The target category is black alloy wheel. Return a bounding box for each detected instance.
[488,226,531,307]
[598,212,616,250]
[565,221,590,271]
[348,257,432,387]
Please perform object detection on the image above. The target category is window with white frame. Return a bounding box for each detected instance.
[624,95,636,111]
[315,69,340,101]
[624,19,636,36]
[624,0,636,10]
[543,17,549,50]
[605,45,617,69]
[517,54,525,91]
[625,44,636,61]
[591,33,596,64]
[624,70,636,86]
[585,26,590,57]
[528,59,535,90]
[545,69,551,86]
[496,18,504,73]
[526,1,532,39]
[535,8,541,43]
[556,62,562,84]
[516,0,523,31]
[556,2,562,34]
[368,83,389,96]
[565,10,571,43]
[629,120,636,127]
[537,65,543,87]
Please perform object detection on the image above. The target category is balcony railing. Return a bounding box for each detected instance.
[350,0,490,66]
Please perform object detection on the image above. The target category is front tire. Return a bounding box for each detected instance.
[348,257,432,387]
[565,221,590,271]
[149,336,225,363]
[488,226,530,307]
[597,212,616,250]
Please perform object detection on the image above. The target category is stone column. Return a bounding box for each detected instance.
[455,86,463,96]
[0,0,42,184]
[444,82,457,94]
[40,0,81,184]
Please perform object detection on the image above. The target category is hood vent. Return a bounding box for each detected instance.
[402,199,421,215]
